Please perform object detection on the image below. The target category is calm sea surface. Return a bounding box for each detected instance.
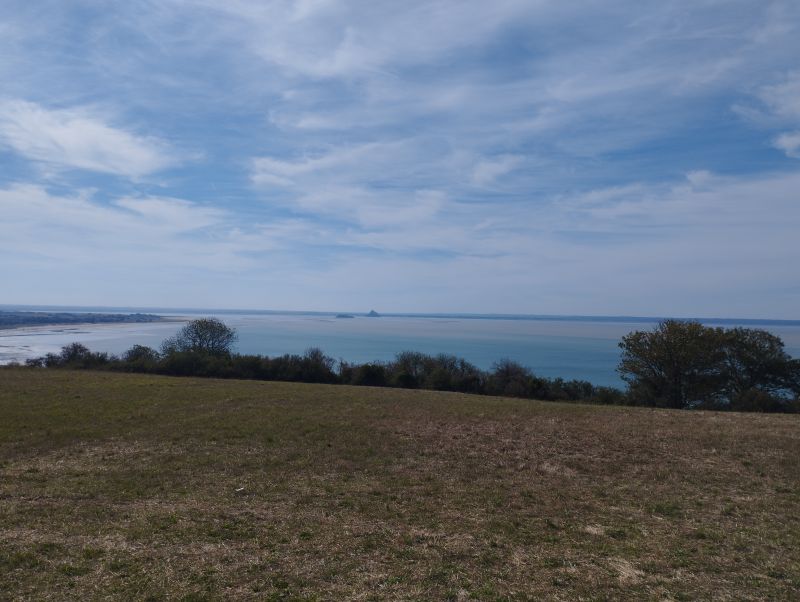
[2,307,800,387]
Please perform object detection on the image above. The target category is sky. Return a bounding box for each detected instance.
[1,0,799,318]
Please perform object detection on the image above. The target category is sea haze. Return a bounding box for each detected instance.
[1,306,799,387]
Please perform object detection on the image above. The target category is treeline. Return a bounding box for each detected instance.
[0,310,162,329]
[23,342,618,405]
[16,318,800,412]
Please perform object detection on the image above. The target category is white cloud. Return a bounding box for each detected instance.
[0,185,239,267]
[251,140,455,227]
[184,0,543,79]
[0,100,178,178]
[252,141,421,186]
[113,197,224,231]
[758,71,800,121]
[1,1,799,315]
[774,131,800,158]
[472,155,524,186]
[3,164,799,316]
[685,170,714,188]
[748,72,800,158]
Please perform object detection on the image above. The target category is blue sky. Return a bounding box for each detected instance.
[1,0,799,318]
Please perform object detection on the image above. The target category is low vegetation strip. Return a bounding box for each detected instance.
[0,310,163,329]
[22,318,800,412]
[1,369,799,600]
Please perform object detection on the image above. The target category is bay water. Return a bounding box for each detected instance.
[2,307,799,388]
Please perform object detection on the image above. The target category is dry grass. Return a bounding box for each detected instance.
[1,368,799,600]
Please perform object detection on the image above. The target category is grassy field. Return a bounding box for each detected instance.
[1,369,798,601]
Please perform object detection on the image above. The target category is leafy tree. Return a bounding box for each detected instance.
[161,318,237,357]
[56,342,111,368]
[619,320,799,410]
[123,345,160,363]
[488,359,542,398]
[351,362,388,387]
[299,348,338,383]
[119,344,160,372]
[618,320,725,408]
[391,351,429,388]
[720,328,798,402]
[60,342,93,364]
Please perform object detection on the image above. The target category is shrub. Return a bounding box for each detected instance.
[351,363,388,387]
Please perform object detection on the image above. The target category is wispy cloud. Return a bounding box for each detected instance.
[774,131,800,159]
[758,71,800,121]
[471,155,524,186]
[0,1,798,315]
[0,100,178,178]
[0,185,236,264]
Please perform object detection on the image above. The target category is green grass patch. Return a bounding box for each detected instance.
[0,368,799,600]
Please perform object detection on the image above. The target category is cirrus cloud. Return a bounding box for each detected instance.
[0,100,179,178]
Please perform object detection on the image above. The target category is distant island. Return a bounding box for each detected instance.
[0,311,164,330]
[366,310,380,317]
[335,314,355,319]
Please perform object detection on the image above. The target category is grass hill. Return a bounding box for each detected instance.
[1,368,798,600]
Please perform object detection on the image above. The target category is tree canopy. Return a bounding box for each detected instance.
[161,318,238,357]
[619,320,799,410]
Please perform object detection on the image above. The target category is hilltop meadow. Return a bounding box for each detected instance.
[1,369,798,600]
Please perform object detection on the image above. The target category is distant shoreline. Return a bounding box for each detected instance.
[1,305,798,326]
[0,311,176,331]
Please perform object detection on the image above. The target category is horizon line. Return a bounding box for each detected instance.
[2,303,799,326]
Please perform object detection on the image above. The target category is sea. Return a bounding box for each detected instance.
[2,305,800,388]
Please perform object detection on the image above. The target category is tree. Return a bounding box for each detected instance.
[618,320,799,410]
[618,320,725,408]
[488,359,543,398]
[60,342,93,364]
[121,345,160,372]
[391,351,430,388]
[720,328,796,399]
[123,344,160,363]
[161,318,237,357]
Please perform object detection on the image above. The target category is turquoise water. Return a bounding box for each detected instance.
[2,307,800,388]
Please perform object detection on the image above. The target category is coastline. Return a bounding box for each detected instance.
[0,317,189,366]
[0,316,187,335]
[1,313,798,385]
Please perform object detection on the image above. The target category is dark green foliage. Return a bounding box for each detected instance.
[391,351,428,388]
[259,348,338,383]
[720,328,798,401]
[619,320,799,410]
[590,386,628,405]
[123,344,159,363]
[0,310,161,329]
[30,342,114,369]
[387,352,484,393]
[21,341,607,404]
[425,354,485,393]
[120,345,160,372]
[158,351,231,378]
[487,359,540,397]
[485,360,595,401]
[350,363,389,387]
[161,318,237,357]
[729,388,793,413]
[619,321,724,408]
